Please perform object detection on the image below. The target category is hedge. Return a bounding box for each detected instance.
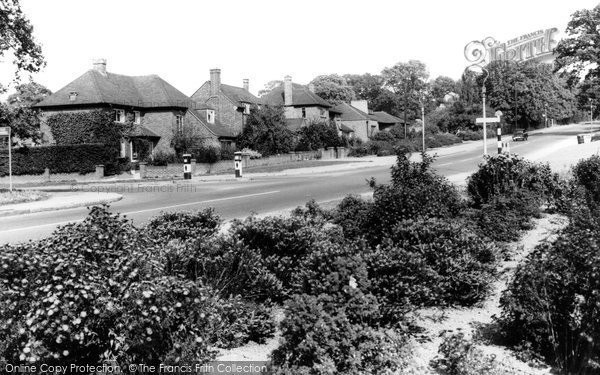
[0,143,120,176]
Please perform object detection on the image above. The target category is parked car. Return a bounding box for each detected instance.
[512,129,528,141]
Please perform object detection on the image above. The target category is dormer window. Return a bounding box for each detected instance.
[206,110,215,124]
[134,111,141,124]
[115,109,125,123]
[69,92,78,101]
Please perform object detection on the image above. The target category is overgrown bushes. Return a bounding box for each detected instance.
[0,143,120,176]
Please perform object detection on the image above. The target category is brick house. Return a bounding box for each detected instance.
[190,69,261,138]
[260,76,341,131]
[34,59,228,161]
[331,100,380,142]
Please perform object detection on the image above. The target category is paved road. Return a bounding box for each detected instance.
[0,125,594,245]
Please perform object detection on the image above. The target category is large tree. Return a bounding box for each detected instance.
[381,60,429,137]
[430,76,457,106]
[309,74,355,105]
[0,0,45,93]
[237,105,294,156]
[0,81,51,142]
[343,73,383,103]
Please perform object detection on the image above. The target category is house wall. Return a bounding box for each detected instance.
[285,106,330,122]
[342,119,380,142]
[192,82,244,136]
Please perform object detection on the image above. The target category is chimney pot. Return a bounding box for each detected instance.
[210,68,221,97]
[243,79,249,91]
[93,58,107,75]
[284,76,293,106]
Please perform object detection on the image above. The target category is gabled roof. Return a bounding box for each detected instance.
[35,70,192,109]
[332,102,377,121]
[190,109,237,138]
[371,111,403,124]
[261,82,332,108]
[220,83,261,105]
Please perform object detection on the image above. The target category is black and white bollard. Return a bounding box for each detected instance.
[497,124,502,154]
[234,152,243,178]
[183,153,192,180]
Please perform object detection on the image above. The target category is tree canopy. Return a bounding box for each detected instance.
[0,81,51,142]
[0,0,45,93]
[309,74,355,105]
[237,105,294,156]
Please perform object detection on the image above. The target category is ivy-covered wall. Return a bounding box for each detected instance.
[45,109,127,145]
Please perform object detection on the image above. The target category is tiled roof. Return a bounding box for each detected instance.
[261,83,332,108]
[332,102,377,121]
[371,111,403,124]
[339,123,355,133]
[190,109,237,138]
[220,83,261,105]
[35,70,192,109]
[128,125,161,138]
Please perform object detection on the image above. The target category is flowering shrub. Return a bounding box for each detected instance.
[240,148,262,159]
[144,208,221,245]
[0,206,274,367]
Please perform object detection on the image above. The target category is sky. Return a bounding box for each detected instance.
[2,0,600,97]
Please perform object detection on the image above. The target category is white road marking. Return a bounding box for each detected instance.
[0,190,280,234]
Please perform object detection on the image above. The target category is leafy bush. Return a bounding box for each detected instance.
[330,195,373,239]
[237,105,294,156]
[228,215,344,299]
[295,121,341,151]
[467,154,561,208]
[144,208,221,245]
[150,150,178,166]
[498,207,600,373]
[0,143,120,176]
[368,218,497,309]
[271,294,409,375]
[220,143,236,160]
[365,152,463,243]
[572,154,600,205]
[456,129,484,141]
[240,148,262,159]
[46,109,127,146]
[426,132,462,148]
[192,143,221,164]
[0,206,275,367]
[471,189,542,242]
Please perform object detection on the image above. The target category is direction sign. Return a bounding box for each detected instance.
[476,117,500,123]
[0,127,9,137]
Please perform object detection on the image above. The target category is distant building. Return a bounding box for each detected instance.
[261,76,341,130]
[370,111,404,132]
[191,69,261,137]
[34,59,228,161]
[331,100,380,142]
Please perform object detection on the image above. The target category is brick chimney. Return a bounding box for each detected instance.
[93,58,107,75]
[210,69,221,97]
[243,79,249,91]
[284,76,293,106]
[308,83,315,93]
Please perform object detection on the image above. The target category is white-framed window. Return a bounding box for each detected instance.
[69,92,78,101]
[206,110,215,124]
[134,111,141,124]
[115,109,125,123]
[243,103,251,114]
[301,107,306,118]
[176,115,184,134]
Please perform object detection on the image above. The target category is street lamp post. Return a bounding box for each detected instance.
[421,98,425,152]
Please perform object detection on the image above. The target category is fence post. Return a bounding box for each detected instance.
[95,165,104,180]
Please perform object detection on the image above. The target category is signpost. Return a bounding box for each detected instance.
[0,127,11,191]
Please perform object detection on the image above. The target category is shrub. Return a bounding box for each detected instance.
[365,152,464,243]
[467,154,561,207]
[0,143,120,176]
[456,129,484,141]
[330,195,373,239]
[271,294,409,375]
[46,109,127,146]
[471,189,542,242]
[498,207,600,373]
[144,208,221,245]
[368,218,497,309]
[426,133,462,148]
[192,143,221,164]
[295,121,341,151]
[572,154,600,205]
[228,215,344,298]
[150,150,177,166]
[370,132,396,142]
[240,148,262,159]
[0,206,275,367]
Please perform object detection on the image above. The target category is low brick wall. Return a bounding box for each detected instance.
[0,168,101,187]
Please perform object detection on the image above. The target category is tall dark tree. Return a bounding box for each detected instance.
[381,60,429,137]
[0,81,51,142]
[237,105,294,156]
[0,0,45,93]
